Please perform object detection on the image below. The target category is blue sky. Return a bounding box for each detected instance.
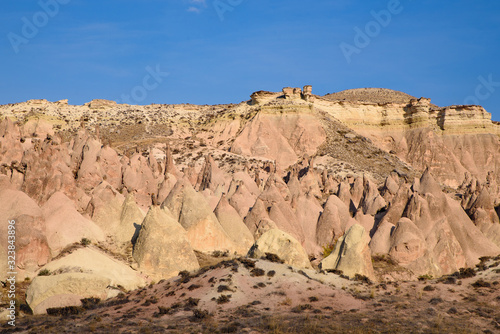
[1,0,500,119]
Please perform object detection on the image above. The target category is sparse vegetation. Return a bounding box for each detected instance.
[80,238,91,246]
[38,269,51,276]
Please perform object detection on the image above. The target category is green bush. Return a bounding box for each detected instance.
[38,269,51,276]
[80,238,91,246]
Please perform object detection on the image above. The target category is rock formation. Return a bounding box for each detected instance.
[132,206,199,280]
[248,229,312,269]
[320,224,375,281]
[1,85,500,317]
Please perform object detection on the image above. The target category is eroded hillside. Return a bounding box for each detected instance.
[1,86,500,332]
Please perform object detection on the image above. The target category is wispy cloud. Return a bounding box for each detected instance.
[186,0,207,13]
[187,6,201,13]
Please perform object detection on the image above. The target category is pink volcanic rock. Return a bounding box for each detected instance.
[97,145,123,190]
[157,173,178,204]
[42,192,105,256]
[388,218,429,267]
[214,195,255,254]
[0,117,20,139]
[268,200,305,246]
[0,120,24,167]
[0,189,51,279]
[147,147,162,178]
[181,164,198,187]
[162,179,238,254]
[381,173,400,202]
[21,139,77,205]
[258,182,286,204]
[286,171,302,199]
[76,137,104,192]
[294,194,323,255]
[230,111,326,169]
[85,182,125,236]
[350,177,364,208]
[466,186,500,247]
[197,155,231,193]
[369,221,395,255]
[244,199,271,237]
[377,184,412,227]
[337,180,354,211]
[20,119,54,140]
[122,153,160,209]
[403,169,500,272]
[200,188,222,212]
[354,211,376,237]
[164,143,181,177]
[357,175,386,216]
[227,182,256,218]
[265,173,292,201]
[230,113,298,169]
[117,193,145,245]
[231,171,261,197]
[316,195,355,249]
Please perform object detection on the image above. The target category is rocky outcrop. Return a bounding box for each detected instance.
[133,206,199,279]
[0,189,51,280]
[320,224,375,281]
[162,179,238,254]
[248,229,312,269]
[214,195,255,255]
[27,273,110,315]
[230,110,326,169]
[42,192,105,256]
[27,247,145,314]
[88,99,117,109]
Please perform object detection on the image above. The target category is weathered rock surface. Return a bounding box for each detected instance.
[39,247,145,291]
[42,192,105,256]
[214,195,255,255]
[26,273,112,315]
[320,224,375,281]
[132,206,199,280]
[162,179,238,254]
[248,229,312,269]
[0,189,51,279]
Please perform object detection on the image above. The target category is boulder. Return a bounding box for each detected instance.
[39,247,145,292]
[248,229,312,269]
[26,273,111,315]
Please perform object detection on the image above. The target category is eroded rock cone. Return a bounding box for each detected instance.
[214,195,255,254]
[162,179,238,254]
[320,224,375,281]
[43,191,105,256]
[402,169,499,273]
[133,206,199,280]
[0,189,51,280]
[466,186,500,247]
[117,193,145,245]
[315,194,355,250]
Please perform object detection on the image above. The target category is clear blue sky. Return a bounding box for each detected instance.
[1,0,500,119]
